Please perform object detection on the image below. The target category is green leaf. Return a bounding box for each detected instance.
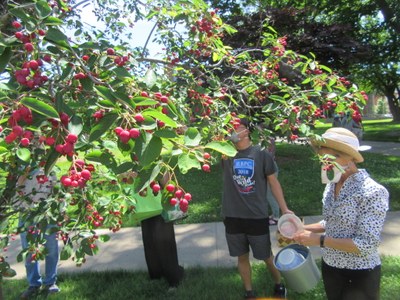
[205,141,237,157]
[143,68,157,87]
[47,45,63,55]
[102,140,118,150]
[95,86,117,102]
[68,115,83,136]
[16,148,31,162]
[184,128,201,146]
[89,113,118,142]
[9,8,31,23]
[86,150,116,168]
[114,90,136,108]
[0,146,8,154]
[141,136,162,167]
[142,110,177,128]
[98,234,110,242]
[79,42,101,49]
[44,28,70,49]
[0,47,11,74]
[114,162,135,174]
[154,129,179,139]
[35,1,52,19]
[80,77,93,91]
[132,97,158,106]
[44,150,60,175]
[134,164,161,193]
[43,16,63,26]
[113,67,132,79]
[178,153,201,174]
[60,244,73,260]
[21,97,59,119]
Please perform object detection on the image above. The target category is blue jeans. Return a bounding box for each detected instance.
[20,227,59,287]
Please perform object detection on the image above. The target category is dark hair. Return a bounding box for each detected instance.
[239,117,254,132]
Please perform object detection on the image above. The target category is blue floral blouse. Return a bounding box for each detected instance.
[320,169,389,270]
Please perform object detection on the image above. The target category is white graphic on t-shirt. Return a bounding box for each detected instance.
[233,158,255,194]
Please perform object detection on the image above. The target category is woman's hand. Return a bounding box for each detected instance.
[293,230,320,247]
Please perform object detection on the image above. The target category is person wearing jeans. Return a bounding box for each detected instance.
[16,167,60,299]
[19,226,59,296]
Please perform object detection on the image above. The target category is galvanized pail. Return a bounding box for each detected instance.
[274,244,321,293]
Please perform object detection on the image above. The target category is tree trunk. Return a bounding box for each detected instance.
[384,86,400,122]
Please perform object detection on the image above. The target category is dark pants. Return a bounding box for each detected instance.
[141,215,184,287]
[322,260,381,300]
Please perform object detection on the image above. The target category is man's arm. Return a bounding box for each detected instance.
[267,174,292,215]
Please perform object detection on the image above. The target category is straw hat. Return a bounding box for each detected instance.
[311,127,364,163]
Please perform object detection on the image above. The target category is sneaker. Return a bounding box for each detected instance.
[273,283,287,298]
[20,286,40,299]
[243,290,256,299]
[43,283,60,295]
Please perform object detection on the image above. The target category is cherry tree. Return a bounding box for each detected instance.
[0,0,367,286]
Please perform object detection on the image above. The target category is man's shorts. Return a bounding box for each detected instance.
[223,217,272,261]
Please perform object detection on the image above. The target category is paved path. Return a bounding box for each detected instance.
[5,211,400,280]
[359,140,400,156]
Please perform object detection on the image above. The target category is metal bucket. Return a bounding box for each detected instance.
[274,244,321,293]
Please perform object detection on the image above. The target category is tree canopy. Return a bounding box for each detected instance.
[0,0,367,288]
[208,0,400,121]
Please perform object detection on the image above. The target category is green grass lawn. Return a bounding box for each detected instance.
[3,255,400,300]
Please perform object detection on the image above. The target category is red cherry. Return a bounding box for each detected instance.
[202,164,211,172]
[66,133,78,144]
[45,137,55,146]
[15,31,23,39]
[12,125,23,136]
[106,48,115,55]
[183,193,192,201]
[12,21,22,29]
[134,113,145,122]
[119,130,130,143]
[20,138,30,147]
[129,128,140,139]
[166,184,175,193]
[81,169,91,180]
[152,184,161,193]
[174,189,183,198]
[28,60,39,70]
[160,95,169,103]
[203,152,211,159]
[169,198,178,206]
[114,127,123,135]
[24,43,34,52]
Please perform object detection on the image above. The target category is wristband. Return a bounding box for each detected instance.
[320,234,326,248]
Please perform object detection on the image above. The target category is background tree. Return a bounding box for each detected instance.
[0,0,366,292]
[208,0,400,122]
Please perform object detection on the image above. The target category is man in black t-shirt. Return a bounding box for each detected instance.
[222,118,293,299]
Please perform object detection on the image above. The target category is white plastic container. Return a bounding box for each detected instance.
[275,248,305,271]
[277,214,303,238]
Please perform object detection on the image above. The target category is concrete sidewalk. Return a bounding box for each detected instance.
[6,211,400,280]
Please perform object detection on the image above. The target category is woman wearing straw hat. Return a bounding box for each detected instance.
[293,127,389,300]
